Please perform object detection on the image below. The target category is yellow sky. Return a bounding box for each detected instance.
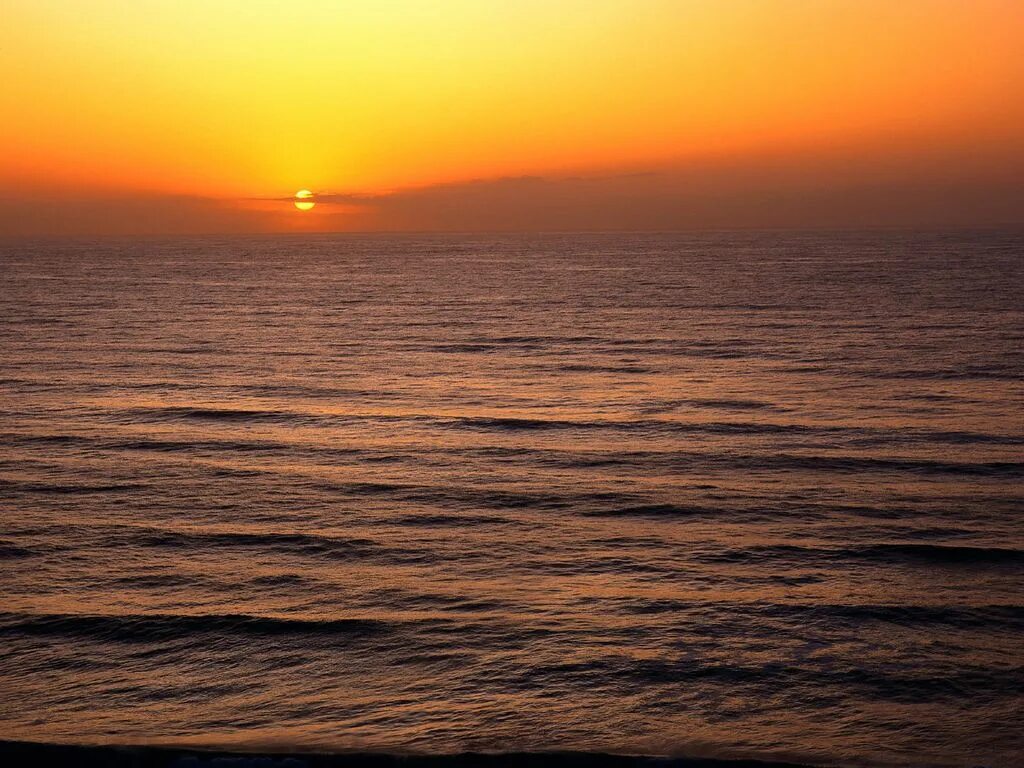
[1,1,1022,232]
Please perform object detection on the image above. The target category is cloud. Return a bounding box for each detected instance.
[0,191,278,237]
[302,144,1024,232]
[2,134,1021,236]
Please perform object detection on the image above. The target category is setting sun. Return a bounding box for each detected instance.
[294,189,315,211]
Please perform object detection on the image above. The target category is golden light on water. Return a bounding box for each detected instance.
[294,189,315,211]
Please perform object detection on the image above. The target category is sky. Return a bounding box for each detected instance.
[1,0,1022,235]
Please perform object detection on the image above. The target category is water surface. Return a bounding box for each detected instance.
[1,231,1022,767]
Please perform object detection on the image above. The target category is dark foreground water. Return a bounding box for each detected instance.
[1,231,1022,768]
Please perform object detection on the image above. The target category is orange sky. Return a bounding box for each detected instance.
[1,0,1022,234]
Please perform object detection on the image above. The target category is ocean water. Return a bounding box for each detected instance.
[0,231,1021,768]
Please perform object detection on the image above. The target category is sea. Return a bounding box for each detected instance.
[1,231,1021,768]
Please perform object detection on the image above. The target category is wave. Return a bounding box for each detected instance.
[439,416,826,435]
[587,504,714,518]
[110,574,199,589]
[557,363,657,374]
[435,417,1024,453]
[705,454,1024,477]
[696,543,1024,567]
[864,365,1023,381]
[0,432,394,462]
[391,512,525,527]
[533,654,1023,704]
[537,450,1024,477]
[0,741,819,768]
[247,573,308,587]
[445,416,583,431]
[763,603,1024,631]
[0,611,388,642]
[615,599,1024,631]
[13,409,1017,454]
[126,406,301,423]
[0,480,147,495]
[308,480,635,512]
[857,543,1024,565]
[130,528,404,561]
[0,540,35,559]
[683,398,777,411]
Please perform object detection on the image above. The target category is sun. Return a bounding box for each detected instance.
[294,189,315,211]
